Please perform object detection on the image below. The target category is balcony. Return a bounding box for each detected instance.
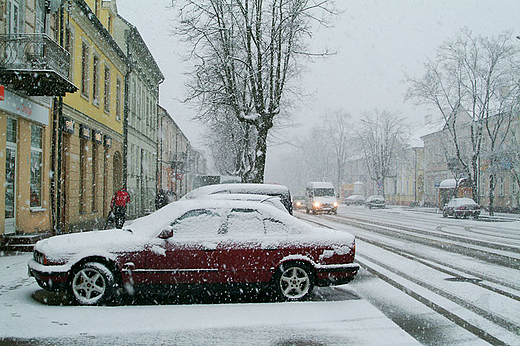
[0,34,77,96]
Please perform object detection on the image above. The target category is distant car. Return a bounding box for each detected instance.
[365,195,385,209]
[292,196,305,210]
[345,195,365,206]
[28,200,359,305]
[443,198,480,219]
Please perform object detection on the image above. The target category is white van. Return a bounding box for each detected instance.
[305,182,338,214]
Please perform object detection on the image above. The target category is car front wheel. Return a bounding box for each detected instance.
[70,262,115,305]
[274,263,313,301]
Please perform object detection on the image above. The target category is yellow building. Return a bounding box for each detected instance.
[57,0,128,232]
[1,1,76,236]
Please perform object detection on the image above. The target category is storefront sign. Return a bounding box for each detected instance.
[104,135,112,148]
[80,124,91,140]
[61,116,75,134]
[0,88,49,126]
[92,130,103,144]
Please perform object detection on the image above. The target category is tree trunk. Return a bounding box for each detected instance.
[489,174,495,216]
[245,124,268,183]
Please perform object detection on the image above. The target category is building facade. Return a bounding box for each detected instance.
[421,112,519,211]
[0,0,76,236]
[58,0,128,232]
[113,13,164,218]
[157,106,207,201]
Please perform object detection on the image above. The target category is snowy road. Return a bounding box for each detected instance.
[296,205,520,345]
[0,253,419,345]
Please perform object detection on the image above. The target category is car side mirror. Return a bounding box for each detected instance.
[158,227,173,239]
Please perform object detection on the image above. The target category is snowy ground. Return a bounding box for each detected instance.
[0,253,419,345]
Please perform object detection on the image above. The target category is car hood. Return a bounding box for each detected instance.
[34,229,146,263]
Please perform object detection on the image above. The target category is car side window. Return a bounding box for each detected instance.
[171,209,221,237]
[263,218,289,235]
[224,208,264,236]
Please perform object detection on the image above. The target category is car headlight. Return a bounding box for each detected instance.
[296,202,301,207]
[333,202,338,207]
[313,202,320,208]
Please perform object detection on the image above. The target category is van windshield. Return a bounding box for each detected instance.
[314,188,335,197]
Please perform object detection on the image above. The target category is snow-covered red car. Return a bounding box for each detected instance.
[28,200,359,305]
[443,198,481,219]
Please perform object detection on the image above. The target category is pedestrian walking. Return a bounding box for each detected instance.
[108,187,130,229]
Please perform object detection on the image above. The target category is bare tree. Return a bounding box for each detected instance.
[407,29,520,206]
[323,111,352,190]
[356,110,408,196]
[174,0,336,182]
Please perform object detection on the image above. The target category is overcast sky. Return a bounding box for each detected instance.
[116,0,520,174]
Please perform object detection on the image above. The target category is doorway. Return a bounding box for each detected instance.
[5,117,17,234]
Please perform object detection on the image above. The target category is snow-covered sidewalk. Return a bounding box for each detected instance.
[0,253,419,345]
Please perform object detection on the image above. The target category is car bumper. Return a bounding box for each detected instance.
[28,259,70,291]
[455,210,480,217]
[312,206,337,212]
[314,263,360,286]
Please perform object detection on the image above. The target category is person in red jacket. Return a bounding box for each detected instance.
[110,187,130,228]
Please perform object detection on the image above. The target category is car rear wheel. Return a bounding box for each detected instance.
[274,263,314,301]
[70,262,115,305]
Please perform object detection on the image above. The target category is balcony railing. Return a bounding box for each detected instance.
[0,33,77,96]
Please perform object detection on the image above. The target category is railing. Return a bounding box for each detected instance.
[0,33,70,78]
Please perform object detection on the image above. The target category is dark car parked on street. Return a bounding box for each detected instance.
[443,198,480,219]
[365,195,385,209]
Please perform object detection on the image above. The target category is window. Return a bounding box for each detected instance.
[79,138,87,213]
[35,0,45,34]
[65,27,75,80]
[7,0,20,35]
[104,65,111,113]
[225,209,264,236]
[264,218,290,235]
[81,42,90,97]
[116,77,122,121]
[92,143,98,211]
[7,117,17,143]
[108,15,112,34]
[171,209,222,237]
[92,54,100,105]
[30,125,43,208]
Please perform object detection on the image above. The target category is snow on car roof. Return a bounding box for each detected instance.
[181,183,290,200]
[307,182,334,188]
[450,198,477,205]
[197,194,287,212]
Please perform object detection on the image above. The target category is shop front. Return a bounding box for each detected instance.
[0,88,52,235]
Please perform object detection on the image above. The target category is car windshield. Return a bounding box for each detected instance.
[314,188,335,197]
